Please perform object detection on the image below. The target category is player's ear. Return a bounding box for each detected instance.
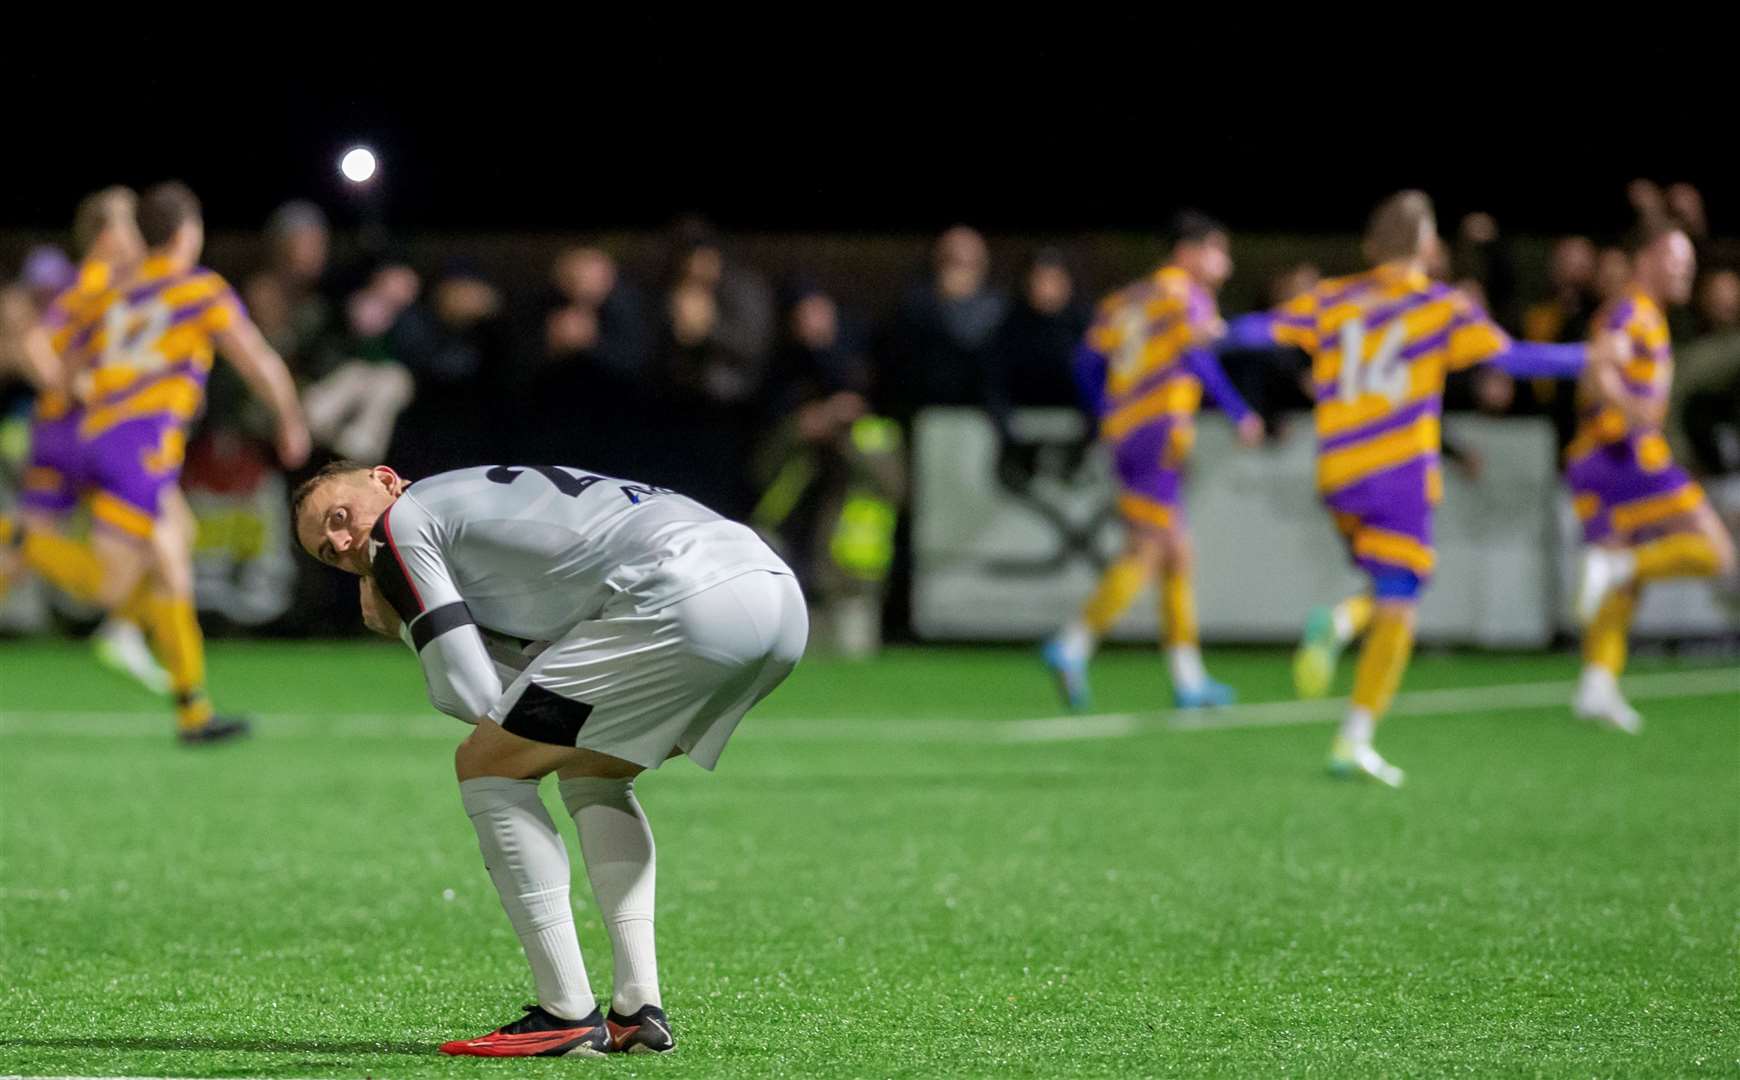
[372,465,401,493]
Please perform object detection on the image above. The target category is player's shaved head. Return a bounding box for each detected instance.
[293,461,406,576]
[138,181,202,249]
[71,187,137,258]
[292,460,373,521]
[1364,190,1437,265]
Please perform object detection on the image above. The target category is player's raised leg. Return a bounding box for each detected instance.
[1574,500,1735,732]
[1294,592,1373,699]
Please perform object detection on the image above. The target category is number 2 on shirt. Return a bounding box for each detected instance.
[486,465,669,505]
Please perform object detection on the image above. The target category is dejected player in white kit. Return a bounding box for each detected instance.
[292,461,807,1057]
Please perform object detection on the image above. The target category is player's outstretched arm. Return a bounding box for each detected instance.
[214,318,311,468]
[1486,340,1590,379]
[1182,347,1263,445]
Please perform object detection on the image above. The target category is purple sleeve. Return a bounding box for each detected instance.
[1072,342,1108,417]
[1490,341,1587,379]
[1183,347,1252,422]
[1220,313,1278,351]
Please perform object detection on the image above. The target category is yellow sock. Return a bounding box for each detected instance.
[1583,589,1636,676]
[1350,608,1416,717]
[1334,594,1375,642]
[1161,571,1197,647]
[1633,533,1721,581]
[21,531,107,602]
[1081,556,1148,636]
[139,593,213,731]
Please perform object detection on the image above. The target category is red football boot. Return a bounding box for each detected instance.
[439,1004,610,1057]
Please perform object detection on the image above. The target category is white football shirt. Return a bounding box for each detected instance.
[369,465,791,722]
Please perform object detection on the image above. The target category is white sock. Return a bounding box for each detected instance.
[1167,644,1207,692]
[561,776,661,1014]
[1576,664,1618,706]
[1056,620,1095,661]
[460,777,595,1020]
[1331,606,1359,645]
[1339,707,1375,746]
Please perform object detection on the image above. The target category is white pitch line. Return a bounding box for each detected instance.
[0,709,990,743]
[1,668,1735,746]
[1005,667,1740,742]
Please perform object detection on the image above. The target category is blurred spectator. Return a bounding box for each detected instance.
[245,201,333,368]
[1667,183,1708,245]
[1673,267,1740,475]
[388,260,512,476]
[752,282,903,657]
[1627,178,1666,222]
[1698,268,1740,335]
[643,219,777,514]
[517,245,653,469]
[879,225,1009,418]
[297,260,421,464]
[1523,236,1599,343]
[1595,246,1631,303]
[535,246,651,386]
[1451,211,1518,331]
[983,248,1090,436]
[658,217,775,405]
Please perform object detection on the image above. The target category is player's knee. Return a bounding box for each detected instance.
[454,728,502,782]
[1129,535,1165,573]
[1163,534,1195,574]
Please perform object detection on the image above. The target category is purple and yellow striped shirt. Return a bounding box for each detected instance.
[1266,265,1511,495]
[1566,288,1674,467]
[53,255,244,439]
[1080,266,1243,444]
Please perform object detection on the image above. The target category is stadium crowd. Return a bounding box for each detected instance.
[2,181,1736,642]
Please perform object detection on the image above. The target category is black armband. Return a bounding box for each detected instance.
[409,601,475,651]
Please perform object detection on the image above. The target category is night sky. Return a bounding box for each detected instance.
[10,29,1729,237]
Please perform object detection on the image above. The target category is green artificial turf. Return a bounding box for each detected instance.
[1,641,1736,1077]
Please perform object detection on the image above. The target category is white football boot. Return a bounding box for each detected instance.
[1328,736,1406,788]
[1573,665,1642,735]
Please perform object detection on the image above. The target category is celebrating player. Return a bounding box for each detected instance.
[1042,211,1264,711]
[1222,191,1624,786]
[1,182,310,743]
[292,461,807,1056]
[3,187,172,693]
[1567,218,1736,731]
